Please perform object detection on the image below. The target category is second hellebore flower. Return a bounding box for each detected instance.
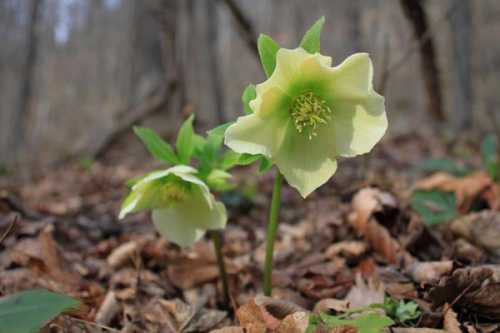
[225,48,387,197]
[119,165,227,247]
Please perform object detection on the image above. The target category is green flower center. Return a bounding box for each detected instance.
[290,91,332,139]
[159,180,190,203]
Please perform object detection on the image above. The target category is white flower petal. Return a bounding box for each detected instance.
[332,93,387,157]
[225,113,289,158]
[274,123,338,198]
[152,208,205,247]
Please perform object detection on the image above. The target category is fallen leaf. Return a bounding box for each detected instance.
[349,188,412,264]
[313,299,350,314]
[236,298,276,332]
[407,261,454,283]
[345,274,385,309]
[415,171,492,212]
[429,266,500,319]
[210,327,244,333]
[275,311,309,333]
[450,211,500,256]
[443,304,461,333]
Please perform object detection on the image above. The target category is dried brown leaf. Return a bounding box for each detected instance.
[408,261,454,283]
[415,171,492,212]
[345,274,385,309]
[443,304,461,333]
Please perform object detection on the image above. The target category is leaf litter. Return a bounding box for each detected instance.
[1,135,500,332]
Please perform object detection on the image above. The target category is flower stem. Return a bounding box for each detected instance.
[263,170,283,296]
[210,230,230,307]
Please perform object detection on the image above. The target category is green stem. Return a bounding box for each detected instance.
[210,230,230,307]
[263,170,283,296]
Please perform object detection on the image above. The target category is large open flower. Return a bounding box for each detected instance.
[225,48,387,197]
[119,165,227,247]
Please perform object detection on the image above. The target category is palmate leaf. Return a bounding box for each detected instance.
[0,289,80,333]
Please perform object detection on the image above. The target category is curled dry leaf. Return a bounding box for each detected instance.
[95,291,120,325]
[275,312,309,333]
[429,266,500,319]
[349,188,412,264]
[313,298,350,314]
[443,304,461,333]
[415,171,492,212]
[345,274,385,309]
[106,240,140,269]
[326,241,368,259]
[407,261,454,283]
[236,298,278,332]
[450,211,500,256]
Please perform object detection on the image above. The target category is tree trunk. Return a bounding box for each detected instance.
[12,0,43,155]
[399,0,445,122]
[450,0,472,129]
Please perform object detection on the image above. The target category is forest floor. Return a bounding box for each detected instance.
[1,130,500,333]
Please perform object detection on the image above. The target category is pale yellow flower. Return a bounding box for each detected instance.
[225,48,387,197]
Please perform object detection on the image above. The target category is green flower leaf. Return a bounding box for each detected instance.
[257,34,280,77]
[134,127,179,164]
[417,158,469,177]
[481,133,499,181]
[411,190,458,226]
[242,84,257,114]
[0,289,80,333]
[206,169,234,192]
[300,16,325,54]
[176,114,195,164]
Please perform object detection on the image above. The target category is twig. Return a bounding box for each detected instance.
[442,281,475,317]
[220,0,258,58]
[383,3,457,85]
[0,214,17,245]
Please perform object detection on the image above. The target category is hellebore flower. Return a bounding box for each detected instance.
[225,48,387,197]
[119,165,227,247]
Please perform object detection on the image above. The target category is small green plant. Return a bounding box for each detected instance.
[305,297,419,333]
[0,289,80,333]
[120,116,254,305]
[481,133,499,181]
[223,16,387,295]
[306,312,394,333]
[374,296,420,324]
[412,133,499,226]
[410,190,458,226]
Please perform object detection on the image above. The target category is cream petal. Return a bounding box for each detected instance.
[328,53,375,100]
[152,208,205,247]
[256,48,332,97]
[224,113,289,158]
[332,93,387,157]
[274,123,338,198]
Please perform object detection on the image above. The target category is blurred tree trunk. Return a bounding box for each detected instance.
[450,0,472,129]
[12,0,43,152]
[399,0,445,122]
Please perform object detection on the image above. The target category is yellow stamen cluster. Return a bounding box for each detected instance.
[160,181,190,203]
[290,91,332,139]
